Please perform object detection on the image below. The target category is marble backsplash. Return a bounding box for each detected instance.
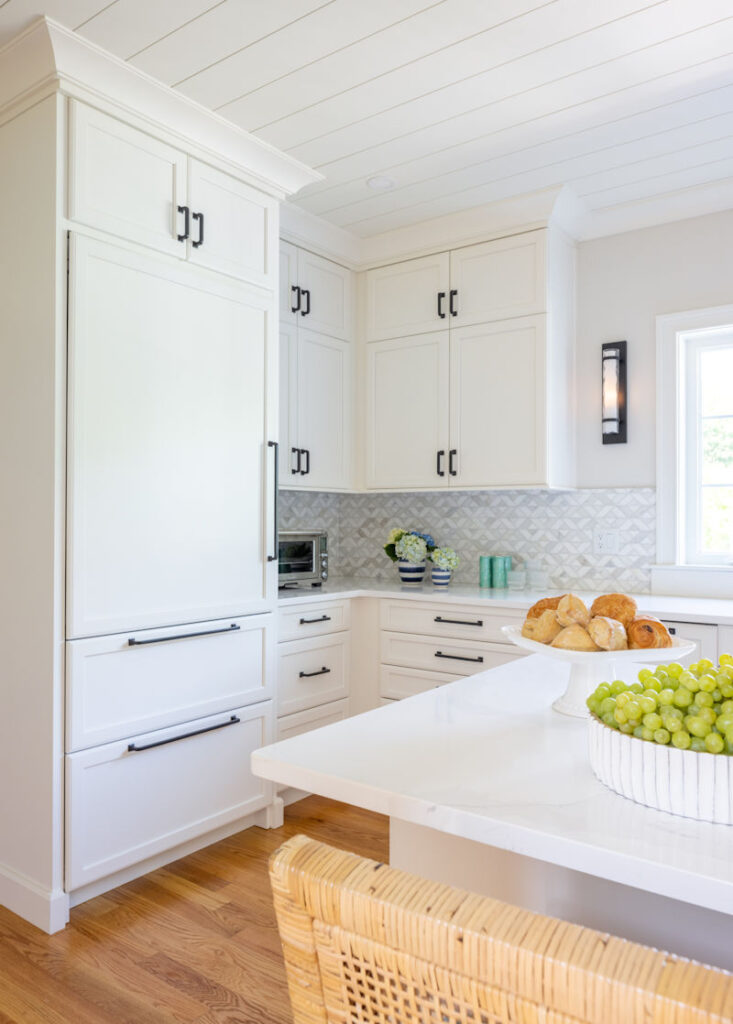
[279,487,656,593]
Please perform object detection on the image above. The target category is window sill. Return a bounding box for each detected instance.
[651,564,733,600]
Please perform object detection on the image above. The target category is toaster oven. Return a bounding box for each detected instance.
[278,530,328,587]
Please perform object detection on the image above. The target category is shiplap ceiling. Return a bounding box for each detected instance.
[3,0,733,238]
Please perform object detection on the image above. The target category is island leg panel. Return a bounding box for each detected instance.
[389,818,733,971]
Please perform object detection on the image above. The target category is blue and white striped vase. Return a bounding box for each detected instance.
[431,566,452,587]
[397,559,426,585]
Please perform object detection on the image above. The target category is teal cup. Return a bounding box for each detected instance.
[479,555,492,588]
[491,555,509,588]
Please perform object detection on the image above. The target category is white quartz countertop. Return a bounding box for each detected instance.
[252,655,733,914]
[278,576,733,624]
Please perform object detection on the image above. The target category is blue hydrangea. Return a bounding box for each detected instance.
[395,533,428,564]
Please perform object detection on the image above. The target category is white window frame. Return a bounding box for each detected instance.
[655,306,733,597]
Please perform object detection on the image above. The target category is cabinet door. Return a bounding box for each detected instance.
[69,101,187,257]
[660,621,718,666]
[279,321,302,484]
[280,241,299,325]
[297,250,352,340]
[366,253,449,341]
[296,329,351,490]
[365,333,449,489]
[449,231,546,327]
[67,235,276,638]
[449,317,546,487]
[187,160,276,288]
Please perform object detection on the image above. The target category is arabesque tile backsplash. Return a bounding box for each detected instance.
[279,487,656,593]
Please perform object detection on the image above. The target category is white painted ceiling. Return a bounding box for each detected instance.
[2,0,733,238]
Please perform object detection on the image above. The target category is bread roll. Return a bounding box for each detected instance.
[590,593,638,629]
[521,618,538,640]
[526,595,564,620]
[532,609,564,644]
[588,616,628,651]
[627,615,673,649]
[556,593,590,628]
[551,624,600,651]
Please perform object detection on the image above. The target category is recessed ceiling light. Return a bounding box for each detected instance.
[366,175,395,191]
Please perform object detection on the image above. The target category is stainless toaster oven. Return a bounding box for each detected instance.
[278,530,328,587]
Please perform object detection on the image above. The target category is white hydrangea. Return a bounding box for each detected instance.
[431,546,459,570]
[386,527,405,545]
[395,533,428,564]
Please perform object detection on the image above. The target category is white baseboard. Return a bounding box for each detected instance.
[0,861,69,934]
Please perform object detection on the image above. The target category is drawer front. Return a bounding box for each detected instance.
[381,631,524,676]
[380,600,525,643]
[277,698,350,741]
[660,620,718,666]
[66,701,272,890]
[69,101,187,257]
[380,665,456,700]
[278,600,350,642]
[278,634,350,716]
[67,614,274,752]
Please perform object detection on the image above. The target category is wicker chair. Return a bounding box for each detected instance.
[269,833,733,1024]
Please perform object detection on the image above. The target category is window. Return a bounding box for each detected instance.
[657,306,733,580]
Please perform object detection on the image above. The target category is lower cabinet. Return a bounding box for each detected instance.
[660,620,717,666]
[277,698,350,740]
[66,700,273,890]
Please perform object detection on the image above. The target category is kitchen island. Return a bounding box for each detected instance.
[252,654,733,970]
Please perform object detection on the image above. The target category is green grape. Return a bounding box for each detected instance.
[688,662,700,676]
[595,683,611,701]
[599,697,617,716]
[666,662,683,678]
[633,725,645,739]
[642,688,660,704]
[672,730,691,749]
[712,688,723,703]
[643,677,662,693]
[705,732,725,754]
[627,719,640,730]
[619,722,634,734]
[661,705,683,719]
[688,717,711,739]
[625,699,641,720]
[666,716,683,733]
[614,707,628,725]
[637,668,654,683]
[690,737,706,752]
[654,666,670,682]
[725,725,733,745]
[658,688,675,706]
[602,712,618,728]
[653,728,671,745]
[673,687,693,708]
[610,679,627,696]
[720,653,733,666]
[638,695,657,715]
[696,691,714,708]
[716,712,733,734]
[699,674,717,693]
[616,691,631,707]
[721,682,733,700]
[698,658,714,673]
[698,707,716,726]
[721,700,733,715]
[641,727,654,741]
[587,697,599,713]
[682,672,700,693]
[627,682,644,694]
[643,712,662,730]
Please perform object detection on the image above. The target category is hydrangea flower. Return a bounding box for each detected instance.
[430,546,459,570]
[395,533,428,564]
[386,527,405,545]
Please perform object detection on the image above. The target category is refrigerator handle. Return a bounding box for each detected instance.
[267,440,279,562]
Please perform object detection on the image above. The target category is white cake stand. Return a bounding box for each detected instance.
[501,625,697,718]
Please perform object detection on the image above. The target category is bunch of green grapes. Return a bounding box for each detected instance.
[586,654,733,755]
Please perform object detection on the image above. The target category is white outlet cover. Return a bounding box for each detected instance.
[593,528,620,555]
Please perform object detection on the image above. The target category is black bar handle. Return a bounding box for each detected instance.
[435,651,484,664]
[128,714,240,753]
[300,615,332,624]
[300,448,310,475]
[449,289,458,316]
[668,626,676,635]
[300,289,311,316]
[291,285,301,313]
[434,616,483,627]
[291,446,302,474]
[191,210,204,248]
[267,439,278,562]
[299,666,331,678]
[449,449,457,476]
[437,291,446,319]
[128,623,240,646]
[436,450,445,477]
[177,204,189,242]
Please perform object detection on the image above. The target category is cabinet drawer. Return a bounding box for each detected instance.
[380,665,456,700]
[380,600,524,643]
[65,701,272,890]
[67,614,274,751]
[277,698,350,741]
[278,600,350,642]
[381,631,524,676]
[278,634,350,716]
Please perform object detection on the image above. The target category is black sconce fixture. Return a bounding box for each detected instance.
[601,340,627,444]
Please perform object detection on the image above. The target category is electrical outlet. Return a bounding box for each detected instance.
[593,528,619,556]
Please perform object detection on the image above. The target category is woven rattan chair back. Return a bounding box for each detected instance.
[269,834,732,1024]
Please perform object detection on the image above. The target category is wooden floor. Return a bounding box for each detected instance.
[0,797,388,1024]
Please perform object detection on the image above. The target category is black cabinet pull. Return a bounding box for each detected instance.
[267,439,278,562]
[127,714,240,753]
[668,626,677,635]
[434,616,483,627]
[449,289,458,316]
[291,285,301,313]
[177,204,190,241]
[192,211,204,248]
[436,450,445,477]
[301,289,311,316]
[300,615,332,624]
[449,449,457,476]
[291,447,302,474]
[437,291,446,319]
[301,448,310,475]
[435,651,484,664]
[128,623,240,646]
[299,666,331,678]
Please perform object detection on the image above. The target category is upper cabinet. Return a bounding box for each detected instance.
[280,242,352,340]
[365,231,545,341]
[69,102,276,289]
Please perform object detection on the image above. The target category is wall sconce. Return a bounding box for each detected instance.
[601,340,627,444]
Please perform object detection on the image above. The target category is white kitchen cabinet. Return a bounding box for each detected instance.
[296,249,352,340]
[365,252,449,341]
[65,701,273,891]
[660,621,718,666]
[277,699,350,741]
[280,240,299,324]
[67,234,277,638]
[380,601,524,643]
[278,599,351,642]
[365,332,449,489]
[449,316,546,487]
[380,631,523,677]
[449,232,545,327]
[379,664,455,700]
[278,633,350,717]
